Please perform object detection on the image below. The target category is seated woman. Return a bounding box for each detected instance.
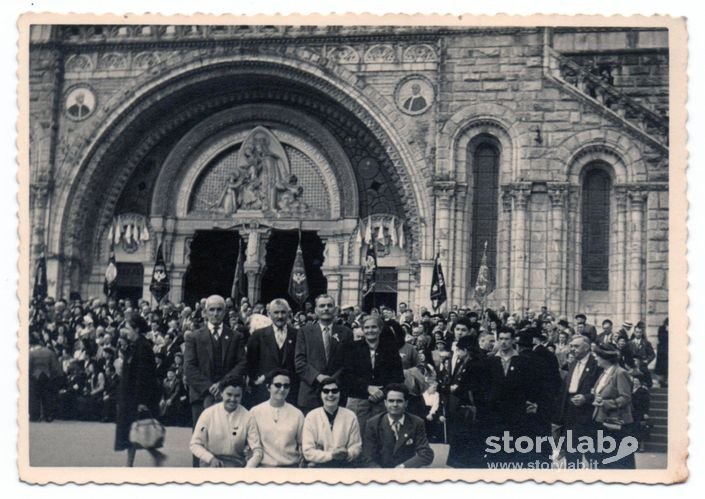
[190,376,262,467]
[250,368,305,467]
[302,377,362,467]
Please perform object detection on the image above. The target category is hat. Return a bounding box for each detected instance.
[558,316,570,327]
[516,330,535,348]
[575,313,587,320]
[622,321,633,329]
[593,343,621,361]
[467,311,479,319]
[456,335,476,351]
[341,304,355,311]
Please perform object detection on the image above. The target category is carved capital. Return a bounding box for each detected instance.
[615,187,629,209]
[547,186,566,208]
[501,189,514,212]
[514,188,531,209]
[433,180,456,200]
[628,189,648,205]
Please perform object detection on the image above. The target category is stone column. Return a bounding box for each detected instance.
[627,190,647,322]
[452,188,467,306]
[547,185,567,316]
[433,181,455,303]
[613,187,629,325]
[510,186,531,313]
[242,227,270,304]
[321,237,344,306]
[565,187,580,314]
[497,188,514,307]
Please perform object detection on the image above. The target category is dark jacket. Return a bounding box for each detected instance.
[295,323,352,409]
[343,340,404,399]
[183,323,247,403]
[362,412,434,468]
[556,353,602,427]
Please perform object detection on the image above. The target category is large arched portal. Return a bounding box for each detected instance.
[53,55,432,307]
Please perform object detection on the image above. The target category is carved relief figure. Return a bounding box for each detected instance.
[276,174,309,214]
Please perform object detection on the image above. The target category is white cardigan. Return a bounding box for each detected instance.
[302,406,362,464]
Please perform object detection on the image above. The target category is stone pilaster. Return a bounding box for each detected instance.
[547,185,567,315]
[433,180,455,303]
[496,188,514,307]
[613,187,629,325]
[510,186,530,313]
[627,190,647,323]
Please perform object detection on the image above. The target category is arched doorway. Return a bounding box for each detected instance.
[182,229,245,307]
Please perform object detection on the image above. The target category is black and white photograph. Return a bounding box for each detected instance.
[16,12,688,485]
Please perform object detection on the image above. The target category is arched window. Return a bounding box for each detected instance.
[470,142,500,288]
[581,166,611,290]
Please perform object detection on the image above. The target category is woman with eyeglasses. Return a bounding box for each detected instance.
[250,368,304,467]
[302,377,362,467]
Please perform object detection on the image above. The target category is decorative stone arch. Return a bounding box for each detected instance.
[50,47,434,294]
[561,133,647,322]
[439,104,522,306]
[560,129,647,185]
[151,104,356,220]
[439,103,522,183]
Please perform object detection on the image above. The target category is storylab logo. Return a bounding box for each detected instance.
[485,430,639,465]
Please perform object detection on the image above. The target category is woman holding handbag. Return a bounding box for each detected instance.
[592,343,634,469]
[114,314,166,467]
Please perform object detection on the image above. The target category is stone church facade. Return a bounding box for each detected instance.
[28,25,669,338]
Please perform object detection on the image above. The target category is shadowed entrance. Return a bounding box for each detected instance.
[260,230,326,311]
[182,230,244,306]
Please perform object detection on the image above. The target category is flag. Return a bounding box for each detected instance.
[474,241,492,301]
[32,252,48,305]
[398,221,405,249]
[149,242,170,303]
[103,244,118,298]
[364,216,372,244]
[355,221,363,246]
[231,237,247,303]
[376,221,385,246]
[390,218,397,247]
[361,231,378,297]
[288,239,309,306]
[430,253,447,311]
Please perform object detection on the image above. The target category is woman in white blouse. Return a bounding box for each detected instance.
[302,377,362,467]
[190,376,262,467]
[250,368,305,467]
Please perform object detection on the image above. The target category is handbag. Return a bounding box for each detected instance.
[129,412,166,449]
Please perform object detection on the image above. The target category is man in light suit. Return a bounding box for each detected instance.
[246,298,298,406]
[183,295,247,445]
[361,383,434,468]
[295,294,353,414]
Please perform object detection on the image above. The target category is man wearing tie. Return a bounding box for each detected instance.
[295,294,353,414]
[361,383,434,468]
[556,335,602,466]
[246,298,298,406]
[184,294,247,462]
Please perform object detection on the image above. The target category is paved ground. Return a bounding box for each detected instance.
[29,421,666,469]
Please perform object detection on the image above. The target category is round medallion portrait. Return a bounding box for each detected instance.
[64,85,96,121]
[395,75,434,116]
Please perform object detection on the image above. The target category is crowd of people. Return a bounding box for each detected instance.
[28,293,669,469]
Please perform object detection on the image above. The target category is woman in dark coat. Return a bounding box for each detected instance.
[114,314,165,466]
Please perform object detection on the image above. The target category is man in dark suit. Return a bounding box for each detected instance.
[246,298,298,406]
[575,313,598,343]
[556,335,602,466]
[183,295,247,440]
[295,294,353,413]
[380,305,406,350]
[343,314,404,435]
[362,383,434,468]
[486,327,534,464]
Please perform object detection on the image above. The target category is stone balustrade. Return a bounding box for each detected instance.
[545,46,668,147]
